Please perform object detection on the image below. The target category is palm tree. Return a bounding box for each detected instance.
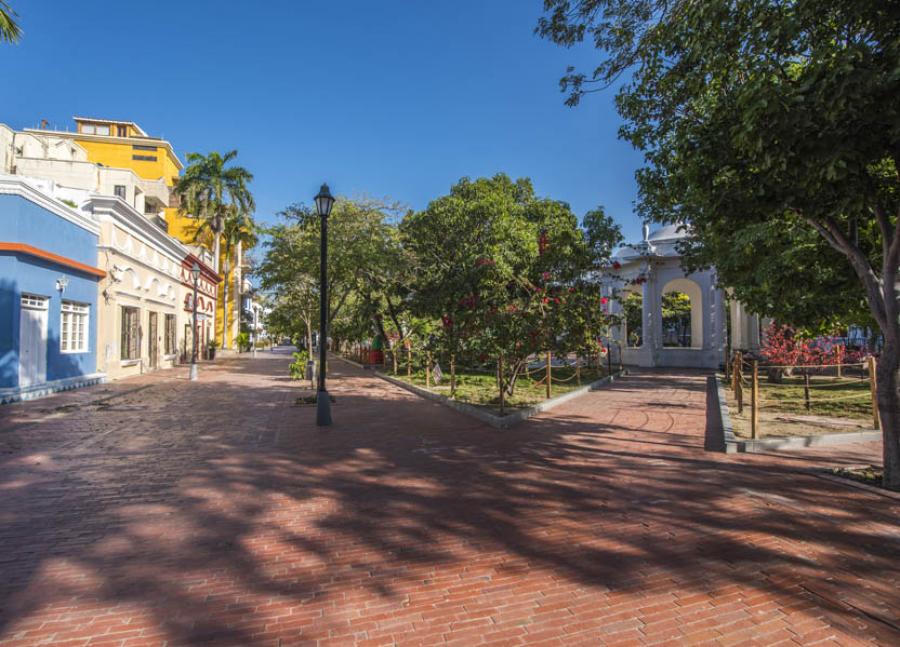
[1,2,21,43]
[174,150,254,347]
[220,205,258,348]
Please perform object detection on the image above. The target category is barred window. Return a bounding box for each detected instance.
[121,306,140,360]
[61,301,89,353]
[164,314,177,355]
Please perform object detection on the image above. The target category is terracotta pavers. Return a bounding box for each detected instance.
[0,352,897,646]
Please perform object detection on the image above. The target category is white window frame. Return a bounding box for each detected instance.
[61,301,89,353]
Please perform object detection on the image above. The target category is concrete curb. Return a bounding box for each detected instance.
[712,373,881,453]
[811,469,900,501]
[335,355,624,429]
[712,375,739,453]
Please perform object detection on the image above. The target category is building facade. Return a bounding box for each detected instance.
[11,117,248,351]
[180,253,220,361]
[0,176,105,403]
[90,195,194,380]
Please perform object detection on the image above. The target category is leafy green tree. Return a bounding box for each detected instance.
[0,2,21,44]
[538,0,900,489]
[403,174,621,402]
[258,197,408,357]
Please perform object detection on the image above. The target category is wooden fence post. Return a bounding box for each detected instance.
[868,356,880,430]
[450,353,457,396]
[735,352,744,413]
[498,354,505,415]
[576,356,581,386]
[803,372,811,412]
[426,351,432,389]
[724,348,730,383]
[751,359,759,439]
[546,351,552,399]
[835,345,843,378]
[407,346,412,377]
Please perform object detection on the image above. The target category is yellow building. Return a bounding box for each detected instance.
[28,117,244,349]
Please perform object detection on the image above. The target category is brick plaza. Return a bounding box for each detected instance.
[0,350,897,646]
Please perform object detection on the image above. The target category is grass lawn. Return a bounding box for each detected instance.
[724,374,875,438]
[389,364,608,414]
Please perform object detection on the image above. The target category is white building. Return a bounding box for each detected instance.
[605,224,763,369]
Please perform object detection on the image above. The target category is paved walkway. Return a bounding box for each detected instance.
[0,351,896,646]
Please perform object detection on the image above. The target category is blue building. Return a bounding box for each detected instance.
[0,176,105,403]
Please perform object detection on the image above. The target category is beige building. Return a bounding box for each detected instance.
[89,195,189,379]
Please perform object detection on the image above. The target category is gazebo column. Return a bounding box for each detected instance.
[642,269,658,366]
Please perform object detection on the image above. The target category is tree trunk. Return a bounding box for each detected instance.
[305,318,313,355]
[878,336,900,490]
[222,255,230,349]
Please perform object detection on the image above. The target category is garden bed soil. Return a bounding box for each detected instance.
[723,375,873,439]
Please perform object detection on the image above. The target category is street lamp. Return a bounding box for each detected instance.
[314,183,335,426]
[189,262,201,381]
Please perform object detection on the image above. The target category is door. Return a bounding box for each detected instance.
[19,294,48,388]
[148,312,159,369]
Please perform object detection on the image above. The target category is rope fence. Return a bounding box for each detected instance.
[728,350,880,438]
[338,341,621,410]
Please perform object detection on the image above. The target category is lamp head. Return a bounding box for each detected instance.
[191,262,201,282]
[314,183,334,218]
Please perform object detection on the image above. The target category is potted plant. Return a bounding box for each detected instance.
[206,339,220,360]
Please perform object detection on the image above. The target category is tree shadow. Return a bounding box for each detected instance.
[0,356,896,645]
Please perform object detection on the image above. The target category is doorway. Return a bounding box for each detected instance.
[19,294,48,388]
[148,312,159,369]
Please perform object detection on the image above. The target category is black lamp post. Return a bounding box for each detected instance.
[314,183,335,426]
[189,262,201,381]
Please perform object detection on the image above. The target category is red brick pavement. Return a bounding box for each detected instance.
[0,351,897,646]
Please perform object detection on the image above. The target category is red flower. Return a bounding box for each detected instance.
[612,261,621,270]
[601,297,609,305]
[568,287,576,293]
[542,297,550,304]
[542,271,551,282]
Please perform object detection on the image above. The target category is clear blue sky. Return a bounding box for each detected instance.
[2,0,645,243]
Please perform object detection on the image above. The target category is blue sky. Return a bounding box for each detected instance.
[2,0,645,243]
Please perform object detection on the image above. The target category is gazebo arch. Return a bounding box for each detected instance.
[660,278,703,349]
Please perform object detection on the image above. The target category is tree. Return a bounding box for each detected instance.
[0,2,21,44]
[403,174,621,402]
[538,0,900,490]
[174,150,255,276]
[257,197,408,358]
[174,150,255,347]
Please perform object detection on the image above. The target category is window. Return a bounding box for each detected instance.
[21,294,48,310]
[81,123,110,135]
[132,144,156,152]
[61,301,89,353]
[132,154,158,162]
[164,314,176,355]
[121,306,140,360]
[116,125,127,137]
[114,185,126,199]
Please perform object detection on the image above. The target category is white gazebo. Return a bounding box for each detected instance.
[602,224,763,370]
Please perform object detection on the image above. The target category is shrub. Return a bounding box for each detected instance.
[289,350,310,380]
